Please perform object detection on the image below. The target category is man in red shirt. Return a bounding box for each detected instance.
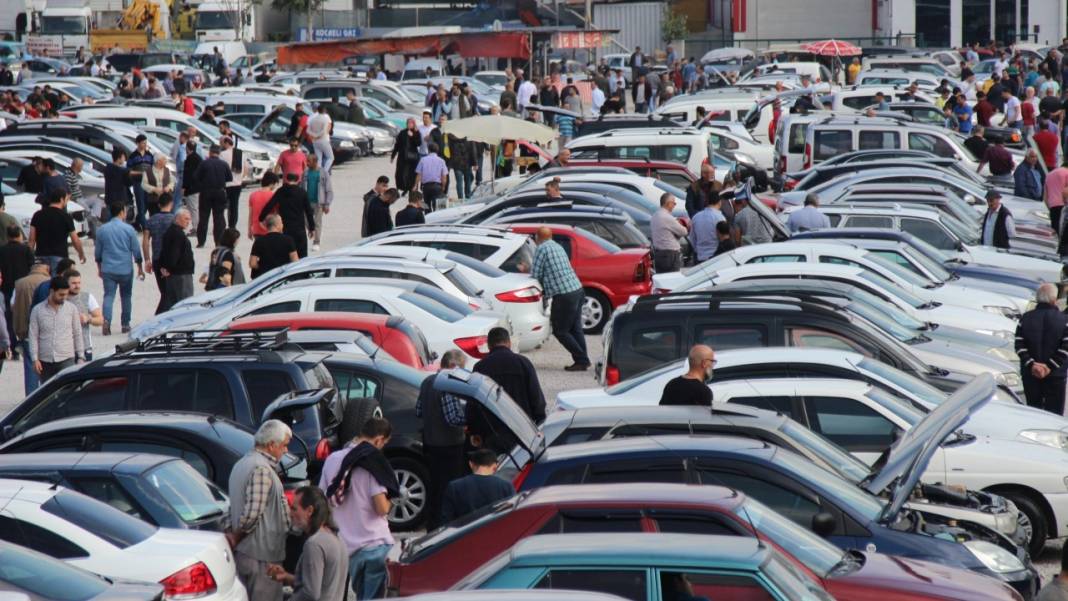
[974,91,996,127]
[1045,163,1068,232]
[1034,117,1060,170]
[274,138,307,183]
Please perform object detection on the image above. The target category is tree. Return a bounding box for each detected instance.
[661,4,687,46]
[270,0,325,41]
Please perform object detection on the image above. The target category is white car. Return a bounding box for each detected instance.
[558,351,1068,550]
[566,128,719,177]
[656,261,1018,338]
[351,225,536,275]
[506,171,687,205]
[7,192,88,240]
[326,245,551,351]
[653,241,1027,317]
[197,280,506,360]
[0,479,246,601]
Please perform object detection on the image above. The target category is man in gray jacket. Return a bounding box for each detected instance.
[227,420,293,601]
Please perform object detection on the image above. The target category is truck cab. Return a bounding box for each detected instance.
[194,1,253,42]
[30,5,91,58]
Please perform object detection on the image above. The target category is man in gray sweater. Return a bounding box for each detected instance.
[268,486,349,601]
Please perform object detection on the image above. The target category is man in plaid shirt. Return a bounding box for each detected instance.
[531,224,590,371]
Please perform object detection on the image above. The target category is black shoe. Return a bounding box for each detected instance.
[564,362,590,372]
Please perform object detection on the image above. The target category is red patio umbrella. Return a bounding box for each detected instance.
[802,39,862,56]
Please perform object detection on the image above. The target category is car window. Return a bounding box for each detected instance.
[788,327,874,357]
[534,569,648,601]
[133,371,233,418]
[247,300,302,316]
[145,460,229,524]
[242,370,295,423]
[331,369,381,402]
[334,268,433,288]
[818,256,864,269]
[586,459,688,484]
[730,395,795,416]
[399,292,463,323]
[858,130,899,151]
[551,235,574,258]
[13,376,129,433]
[696,468,822,526]
[842,95,875,110]
[659,571,775,601]
[0,541,108,600]
[67,477,146,521]
[908,132,956,157]
[806,395,899,450]
[500,243,534,273]
[41,490,157,548]
[98,439,212,479]
[537,511,644,534]
[654,514,741,536]
[629,325,682,364]
[842,215,893,228]
[787,123,807,154]
[251,269,330,299]
[663,145,692,163]
[314,298,390,314]
[694,325,767,350]
[0,514,89,559]
[813,130,851,161]
[747,254,804,263]
[612,145,652,159]
[901,218,956,249]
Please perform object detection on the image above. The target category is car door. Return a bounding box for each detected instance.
[529,567,652,600]
[655,569,782,601]
[6,375,132,435]
[801,394,903,461]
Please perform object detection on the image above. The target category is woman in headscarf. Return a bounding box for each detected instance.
[391,117,421,195]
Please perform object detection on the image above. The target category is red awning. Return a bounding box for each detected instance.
[277,31,531,65]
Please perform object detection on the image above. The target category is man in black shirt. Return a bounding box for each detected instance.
[659,344,714,406]
[29,188,85,271]
[103,149,131,211]
[361,176,389,238]
[472,327,545,423]
[194,144,232,248]
[395,190,426,227]
[963,126,989,161]
[0,224,33,351]
[16,157,43,195]
[439,449,515,525]
[365,187,396,237]
[158,209,194,312]
[259,172,315,258]
[249,214,297,279]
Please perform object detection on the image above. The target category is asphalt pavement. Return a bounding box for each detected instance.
[0,153,1060,579]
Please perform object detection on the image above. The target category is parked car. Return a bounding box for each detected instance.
[0,479,246,601]
[566,128,720,179]
[486,207,651,249]
[0,452,229,531]
[564,158,698,190]
[392,483,1021,601]
[0,540,164,601]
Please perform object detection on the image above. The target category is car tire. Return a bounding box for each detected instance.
[339,397,384,444]
[1004,492,1047,556]
[387,456,429,531]
[582,289,611,334]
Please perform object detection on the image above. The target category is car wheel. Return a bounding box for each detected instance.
[339,397,384,444]
[1004,492,1047,556]
[388,456,428,530]
[582,289,611,334]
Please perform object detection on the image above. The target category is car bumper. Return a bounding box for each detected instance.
[508,304,551,352]
[372,137,392,154]
[248,158,272,183]
[977,564,1039,600]
[605,282,653,309]
[206,578,248,601]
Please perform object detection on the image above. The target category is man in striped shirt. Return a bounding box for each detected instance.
[531,225,589,371]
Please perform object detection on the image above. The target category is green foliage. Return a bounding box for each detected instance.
[661,5,687,44]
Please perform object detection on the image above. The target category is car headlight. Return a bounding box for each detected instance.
[963,540,1025,573]
[340,140,355,149]
[985,345,1017,362]
[983,305,1019,318]
[250,151,269,162]
[996,371,1021,388]
[1018,429,1068,449]
[976,329,1014,340]
[993,511,1019,536]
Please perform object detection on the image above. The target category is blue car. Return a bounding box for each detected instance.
[454,533,834,601]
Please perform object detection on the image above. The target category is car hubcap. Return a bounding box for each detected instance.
[1018,511,1034,545]
[582,295,603,330]
[388,468,426,524]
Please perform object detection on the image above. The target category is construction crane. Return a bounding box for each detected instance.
[116,0,168,40]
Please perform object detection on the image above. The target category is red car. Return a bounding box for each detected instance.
[566,158,697,190]
[224,312,435,370]
[506,224,651,333]
[388,483,1020,601]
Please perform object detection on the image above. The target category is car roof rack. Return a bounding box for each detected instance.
[115,329,297,356]
[631,290,845,312]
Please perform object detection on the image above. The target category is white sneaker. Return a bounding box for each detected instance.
[311,244,320,252]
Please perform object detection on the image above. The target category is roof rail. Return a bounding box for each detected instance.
[631,291,842,311]
[115,329,293,356]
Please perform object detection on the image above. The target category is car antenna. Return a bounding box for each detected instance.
[737,501,766,549]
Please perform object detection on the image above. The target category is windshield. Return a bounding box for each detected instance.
[858,357,947,407]
[781,420,870,483]
[865,387,926,424]
[360,96,393,115]
[844,300,918,342]
[445,251,506,277]
[896,245,953,280]
[404,498,518,560]
[865,251,939,288]
[195,10,239,29]
[857,271,927,308]
[735,496,844,578]
[41,16,87,34]
[774,450,884,522]
[146,460,229,523]
[400,292,464,323]
[763,553,837,601]
[941,213,979,245]
[476,73,508,86]
[443,266,482,297]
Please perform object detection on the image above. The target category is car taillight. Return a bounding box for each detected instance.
[496,286,542,303]
[634,258,646,282]
[454,335,490,357]
[605,365,621,386]
[512,462,533,490]
[284,489,296,506]
[160,562,217,600]
[652,287,671,295]
[803,143,811,169]
[315,438,332,461]
[784,178,798,191]
[778,155,786,174]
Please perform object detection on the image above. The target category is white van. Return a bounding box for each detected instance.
[402,58,445,80]
[753,61,832,84]
[802,116,985,173]
[566,128,715,176]
[655,93,757,125]
[861,57,954,79]
[826,87,938,111]
[855,69,950,90]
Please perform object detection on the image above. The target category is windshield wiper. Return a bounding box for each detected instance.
[828,550,864,576]
[906,335,931,344]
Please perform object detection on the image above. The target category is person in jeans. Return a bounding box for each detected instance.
[319,418,396,600]
[94,203,144,335]
[27,275,83,382]
[650,192,688,272]
[66,270,101,361]
[13,262,49,392]
[30,188,86,272]
[142,194,176,314]
[158,209,195,311]
[531,226,589,371]
[0,225,34,352]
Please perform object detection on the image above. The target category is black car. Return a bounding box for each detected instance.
[0,331,340,469]
[0,412,308,490]
[103,53,180,73]
[253,107,361,161]
[0,541,163,600]
[576,114,684,137]
[0,453,230,531]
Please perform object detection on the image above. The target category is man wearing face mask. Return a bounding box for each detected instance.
[659,344,715,406]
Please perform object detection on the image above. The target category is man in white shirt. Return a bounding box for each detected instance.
[306,103,334,171]
[993,52,1009,79]
[591,86,605,117]
[517,76,538,115]
[1001,88,1023,129]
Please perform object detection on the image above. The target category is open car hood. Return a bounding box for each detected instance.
[433,369,545,458]
[735,179,789,240]
[863,373,994,524]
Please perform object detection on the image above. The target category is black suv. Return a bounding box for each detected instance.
[601,288,939,385]
[0,332,341,467]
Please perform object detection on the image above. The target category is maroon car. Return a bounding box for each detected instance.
[388,483,1021,601]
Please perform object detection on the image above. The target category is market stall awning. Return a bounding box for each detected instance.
[278,31,531,65]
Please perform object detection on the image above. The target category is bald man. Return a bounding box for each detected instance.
[659,344,715,406]
[530,225,589,370]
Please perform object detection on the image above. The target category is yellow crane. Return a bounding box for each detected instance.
[90,0,172,53]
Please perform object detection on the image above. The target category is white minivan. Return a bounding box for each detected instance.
[566,128,715,176]
[801,116,985,172]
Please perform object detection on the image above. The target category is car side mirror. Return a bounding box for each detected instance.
[812,512,836,537]
[0,424,11,441]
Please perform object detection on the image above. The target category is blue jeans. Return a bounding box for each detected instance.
[21,340,38,393]
[132,183,147,229]
[37,255,63,274]
[453,167,473,200]
[550,289,590,365]
[173,175,183,211]
[348,543,391,600]
[102,272,133,328]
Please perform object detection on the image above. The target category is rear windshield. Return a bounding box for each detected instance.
[412,284,473,316]
[403,497,519,561]
[576,227,622,253]
[42,490,157,548]
[393,318,435,364]
[0,543,108,600]
[146,460,229,524]
[501,241,535,273]
[444,266,482,296]
[400,292,464,323]
[445,252,507,277]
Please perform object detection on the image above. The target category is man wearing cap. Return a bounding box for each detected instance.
[193,144,232,248]
[126,134,154,229]
[981,190,1015,249]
